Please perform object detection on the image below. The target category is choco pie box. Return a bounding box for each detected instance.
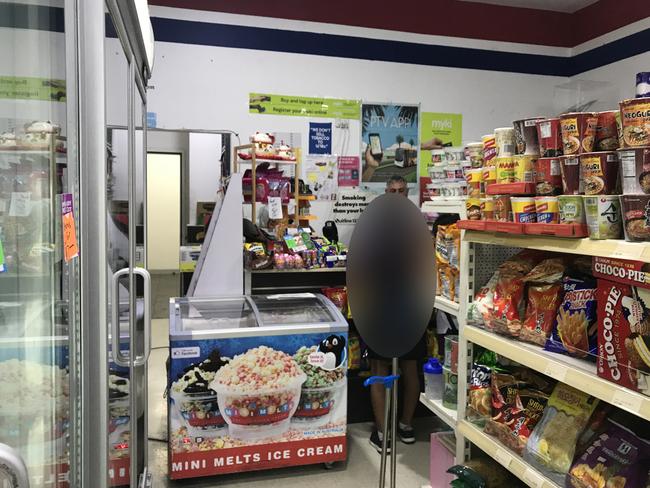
[593,257,650,397]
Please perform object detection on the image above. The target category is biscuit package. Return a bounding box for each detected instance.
[524,383,599,483]
[545,276,598,358]
[568,420,650,488]
[593,257,650,397]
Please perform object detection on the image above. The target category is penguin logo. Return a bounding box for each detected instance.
[318,335,346,370]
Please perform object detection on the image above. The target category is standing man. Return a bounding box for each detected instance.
[367,174,425,452]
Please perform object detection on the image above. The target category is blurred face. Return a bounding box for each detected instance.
[386,180,408,196]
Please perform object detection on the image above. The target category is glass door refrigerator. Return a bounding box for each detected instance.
[0,1,153,487]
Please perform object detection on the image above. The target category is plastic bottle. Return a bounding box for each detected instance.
[423,357,444,401]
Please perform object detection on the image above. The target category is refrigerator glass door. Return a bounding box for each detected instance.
[105,10,150,487]
[0,0,81,485]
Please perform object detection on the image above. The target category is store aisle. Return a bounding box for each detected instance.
[147,318,440,486]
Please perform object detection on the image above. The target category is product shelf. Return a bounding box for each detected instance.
[464,230,650,263]
[419,393,457,430]
[236,157,298,165]
[465,325,650,420]
[434,296,460,316]
[458,421,560,488]
[298,195,316,201]
[251,267,346,274]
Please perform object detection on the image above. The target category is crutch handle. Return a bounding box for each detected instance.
[363,375,400,388]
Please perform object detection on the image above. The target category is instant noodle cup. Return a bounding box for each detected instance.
[560,112,598,155]
[465,168,482,197]
[446,164,464,180]
[619,97,650,147]
[466,197,482,221]
[620,195,650,242]
[431,149,446,164]
[496,156,515,183]
[481,197,495,220]
[466,142,484,168]
[584,195,622,239]
[445,146,465,162]
[513,117,544,155]
[429,164,446,180]
[494,127,515,157]
[558,195,586,224]
[535,157,562,195]
[481,165,496,194]
[512,154,536,183]
[594,110,620,151]
[579,151,620,195]
[511,197,537,223]
[618,146,650,194]
[482,134,497,165]
[534,196,559,223]
[560,155,582,194]
[493,195,512,221]
[536,118,563,157]
[615,111,624,148]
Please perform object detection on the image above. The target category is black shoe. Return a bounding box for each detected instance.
[369,429,391,454]
[398,424,416,444]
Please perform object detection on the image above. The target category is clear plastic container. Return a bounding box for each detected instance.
[293,378,346,424]
[170,389,225,431]
[423,358,443,401]
[213,373,306,440]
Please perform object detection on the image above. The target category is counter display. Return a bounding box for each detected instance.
[168,293,348,480]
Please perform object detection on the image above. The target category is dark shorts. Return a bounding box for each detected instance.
[366,334,427,361]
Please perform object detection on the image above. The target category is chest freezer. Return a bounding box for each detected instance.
[168,293,348,480]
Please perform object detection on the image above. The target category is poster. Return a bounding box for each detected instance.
[61,193,78,262]
[332,189,377,226]
[304,155,338,201]
[361,103,419,184]
[0,76,66,101]
[419,112,463,177]
[337,156,360,187]
[249,93,360,119]
[168,332,348,479]
[308,122,332,154]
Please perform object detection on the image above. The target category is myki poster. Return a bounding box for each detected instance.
[419,112,463,177]
[361,103,419,184]
[168,332,348,479]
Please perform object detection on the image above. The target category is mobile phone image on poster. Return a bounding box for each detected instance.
[361,103,419,184]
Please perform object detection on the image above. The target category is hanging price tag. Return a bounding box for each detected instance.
[267,196,283,220]
[9,192,31,217]
[61,193,78,262]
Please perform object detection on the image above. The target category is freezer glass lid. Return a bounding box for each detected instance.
[252,293,335,325]
[176,297,258,331]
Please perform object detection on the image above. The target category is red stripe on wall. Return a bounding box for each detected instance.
[148,0,650,48]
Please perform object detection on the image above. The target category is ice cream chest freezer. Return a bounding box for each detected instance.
[168,293,349,480]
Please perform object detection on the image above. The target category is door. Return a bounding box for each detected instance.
[0,0,81,486]
[105,6,152,487]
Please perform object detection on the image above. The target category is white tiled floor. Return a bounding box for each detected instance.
[147,319,444,487]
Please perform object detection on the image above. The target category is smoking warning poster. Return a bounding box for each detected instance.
[361,103,419,184]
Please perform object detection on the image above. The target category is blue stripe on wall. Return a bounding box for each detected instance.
[150,17,573,77]
[2,2,648,77]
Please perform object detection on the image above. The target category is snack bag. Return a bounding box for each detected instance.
[520,258,566,346]
[435,224,452,266]
[322,287,348,315]
[568,420,650,488]
[492,251,542,337]
[525,383,599,483]
[545,276,598,358]
[438,264,457,302]
[467,271,499,328]
[468,363,493,425]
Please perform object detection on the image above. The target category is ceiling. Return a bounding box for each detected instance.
[458,0,599,12]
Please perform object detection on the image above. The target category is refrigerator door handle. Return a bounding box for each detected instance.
[133,266,151,366]
[111,268,130,367]
[0,443,29,488]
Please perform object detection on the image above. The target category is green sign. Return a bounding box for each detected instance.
[249,93,360,119]
[419,112,463,177]
[0,76,66,101]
